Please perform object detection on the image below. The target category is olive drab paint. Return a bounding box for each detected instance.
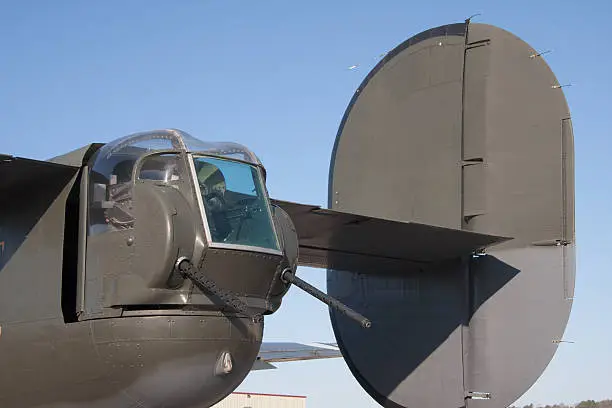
[327,21,574,408]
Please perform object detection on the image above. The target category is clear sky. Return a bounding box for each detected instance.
[1,1,610,407]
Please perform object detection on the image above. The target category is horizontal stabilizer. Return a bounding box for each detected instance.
[272,200,510,272]
[253,342,341,370]
[0,155,78,196]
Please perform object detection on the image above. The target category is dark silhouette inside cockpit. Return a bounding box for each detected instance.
[193,155,279,250]
[196,162,232,241]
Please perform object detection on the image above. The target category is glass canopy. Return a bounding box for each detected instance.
[87,128,279,253]
[91,129,261,167]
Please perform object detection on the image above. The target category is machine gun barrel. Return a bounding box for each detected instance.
[178,259,263,323]
[281,269,371,329]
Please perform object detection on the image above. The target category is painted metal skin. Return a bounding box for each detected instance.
[0,130,303,408]
[327,21,575,408]
[0,20,574,408]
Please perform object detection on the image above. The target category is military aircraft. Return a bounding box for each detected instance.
[0,20,574,408]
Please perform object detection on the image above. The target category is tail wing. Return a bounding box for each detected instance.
[0,155,79,270]
[253,342,341,371]
[1,154,78,194]
[272,199,510,273]
[271,20,575,408]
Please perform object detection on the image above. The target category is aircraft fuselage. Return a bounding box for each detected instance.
[0,161,263,407]
[0,130,300,407]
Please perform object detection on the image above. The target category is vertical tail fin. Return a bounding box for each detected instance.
[325,21,574,408]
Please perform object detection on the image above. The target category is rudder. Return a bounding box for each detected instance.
[327,21,575,408]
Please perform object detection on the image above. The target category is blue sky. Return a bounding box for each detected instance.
[2,1,611,407]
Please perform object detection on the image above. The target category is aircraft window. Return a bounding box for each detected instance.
[192,156,279,251]
[87,131,185,236]
[89,154,137,235]
[138,154,184,183]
